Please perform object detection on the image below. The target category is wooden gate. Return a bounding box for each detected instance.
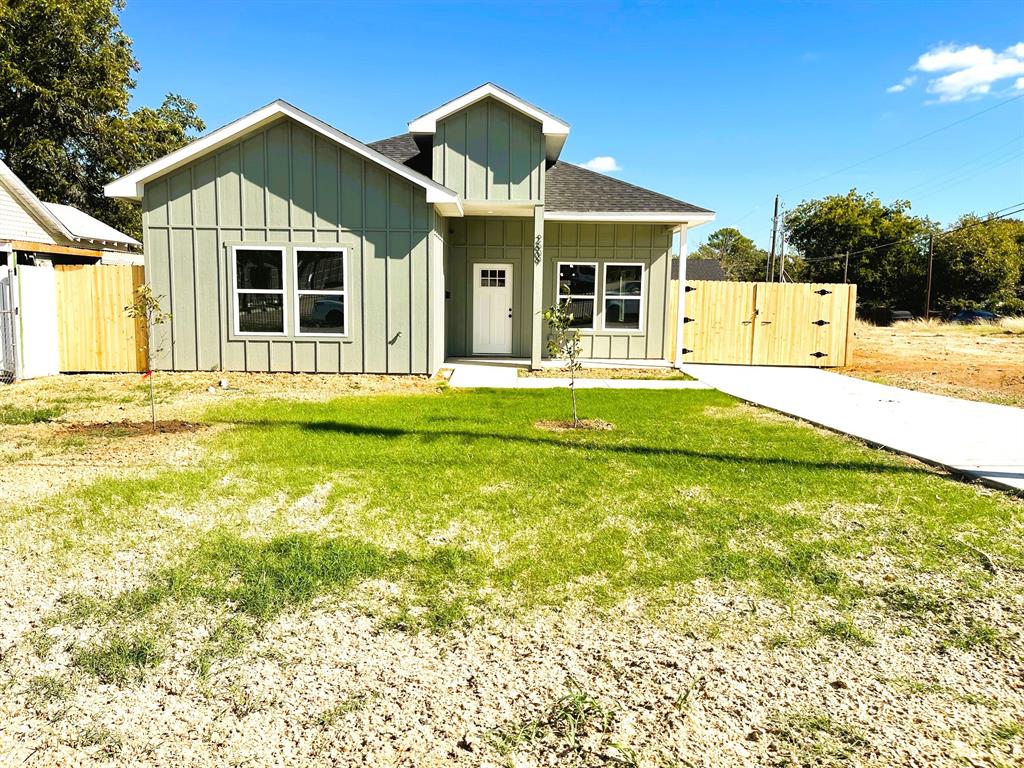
[671,281,856,367]
[54,264,148,372]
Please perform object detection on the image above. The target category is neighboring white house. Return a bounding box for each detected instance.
[0,159,143,383]
[0,158,141,264]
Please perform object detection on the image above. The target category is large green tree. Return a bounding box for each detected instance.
[690,227,770,281]
[0,0,203,238]
[784,189,933,312]
[931,215,1024,315]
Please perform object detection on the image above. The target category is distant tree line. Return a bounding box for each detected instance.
[691,190,1024,316]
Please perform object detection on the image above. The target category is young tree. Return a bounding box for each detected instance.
[125,285,171,428]
[0,0,204,238]
[543,300,583,427]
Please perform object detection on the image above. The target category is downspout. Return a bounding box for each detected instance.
[673,225,688,370]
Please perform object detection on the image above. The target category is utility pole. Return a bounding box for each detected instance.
[778,230,786,282]
[767,194,779,282]
[925,233,934,318]
[843,253,850,283]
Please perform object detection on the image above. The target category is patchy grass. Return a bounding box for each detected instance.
[812,618,875,647]
[0,404,65,424]
[10,388,1022,674]
[73,632,163,685]
[491,677,617,759]
[771,712,868,766]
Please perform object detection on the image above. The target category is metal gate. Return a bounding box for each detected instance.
[0,264,17,383]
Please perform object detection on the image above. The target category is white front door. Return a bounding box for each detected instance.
[472,263,513,355]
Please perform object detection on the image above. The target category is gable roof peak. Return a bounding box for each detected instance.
[407,83,570,161]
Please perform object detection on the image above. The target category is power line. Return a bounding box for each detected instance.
[780,94,1024,196]
[713,94,1024,234]
[896,134,1024,197]
[800,203,1024,263]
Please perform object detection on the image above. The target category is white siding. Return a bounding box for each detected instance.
[0,182,55,243]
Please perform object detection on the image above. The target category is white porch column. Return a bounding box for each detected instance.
[673,224,688,370]
[530,205,545,369]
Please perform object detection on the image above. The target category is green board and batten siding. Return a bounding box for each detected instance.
[444,217,536,358]
[142,117,444,374]
[432,98,545,202]
[543,222,674,359]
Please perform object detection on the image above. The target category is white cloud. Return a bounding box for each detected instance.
[887,76,917,93]
[909,42,1024,102]
[579,156,622,173]
[1017,76,1024,90]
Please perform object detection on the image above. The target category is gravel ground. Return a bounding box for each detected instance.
[1,372,1021,766]
[1,576,1021,768]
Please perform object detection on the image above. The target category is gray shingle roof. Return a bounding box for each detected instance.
[671,258,727,281]
[368,133,713,216]
[366,133,432,176]
[544,161,712,215]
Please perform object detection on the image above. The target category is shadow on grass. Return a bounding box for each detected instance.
[64,532,487,681]
[228,417,926,477]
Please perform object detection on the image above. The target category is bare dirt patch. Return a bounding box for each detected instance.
[59,419,202,438]
[843,321,1024,407]
[535,418,615,432]
[522,366,693,380]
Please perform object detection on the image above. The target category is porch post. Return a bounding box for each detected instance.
[673,224,688,370]
[530,205,545,369]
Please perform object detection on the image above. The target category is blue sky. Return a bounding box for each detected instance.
[123,0,1024,247]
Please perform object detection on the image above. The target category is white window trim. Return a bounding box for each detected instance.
[231,245,287,337]
[293,246,349,338]
[555,261,598,331]
[601,262,645,334]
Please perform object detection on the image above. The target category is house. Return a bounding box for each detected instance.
[0,159,141,265]
[104,83,714,374]
[671,258,727,281]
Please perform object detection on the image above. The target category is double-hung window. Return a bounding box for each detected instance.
[603,263,644,331]
[295,248,347,336]
[233,247,286,335]
[556,262,596,329]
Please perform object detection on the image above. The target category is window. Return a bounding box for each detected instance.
[603,263,644,331]
[556,262,596,329]
[233,247,285,335]
[480,268,507,288]
[295,248,347,336]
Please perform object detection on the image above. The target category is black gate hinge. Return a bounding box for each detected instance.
[684,285,696,292]
[683,316,695,324]
[680,348,693,355]
[813,289,832,296]
[812,319,830,326]
[810,351,828,358]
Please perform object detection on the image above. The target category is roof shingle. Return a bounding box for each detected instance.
[367,134,713,217]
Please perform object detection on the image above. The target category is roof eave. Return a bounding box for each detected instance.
[544,211,716,226]
[104,100,462,212]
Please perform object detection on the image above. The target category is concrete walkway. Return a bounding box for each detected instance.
[683,364,1024,494]
[445,360,711,390]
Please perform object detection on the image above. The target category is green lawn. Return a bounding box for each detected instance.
[14,388,1021,680]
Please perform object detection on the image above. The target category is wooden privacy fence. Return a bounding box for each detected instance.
[668,280,857,367]
[54,264,148,372]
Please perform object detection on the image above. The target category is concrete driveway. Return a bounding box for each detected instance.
[684,364,1024,494]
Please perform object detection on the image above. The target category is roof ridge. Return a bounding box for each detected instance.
[556,161,713,214]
